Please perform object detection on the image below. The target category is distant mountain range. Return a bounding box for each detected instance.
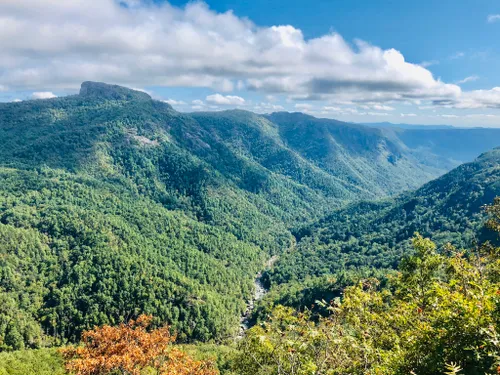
[362,122,457,130]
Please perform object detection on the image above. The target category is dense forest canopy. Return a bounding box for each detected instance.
[266,148,500,286]
[238,229,500,375]
[0,82,500,363]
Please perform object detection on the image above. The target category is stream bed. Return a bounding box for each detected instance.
[238,256,279,337]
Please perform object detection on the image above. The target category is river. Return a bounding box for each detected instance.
[238,256,279,337]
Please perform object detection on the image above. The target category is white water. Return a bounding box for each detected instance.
[238,256,279,337]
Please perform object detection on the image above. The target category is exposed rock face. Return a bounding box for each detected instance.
[79,81,152,101]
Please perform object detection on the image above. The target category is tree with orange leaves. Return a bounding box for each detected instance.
[60,315,218,375]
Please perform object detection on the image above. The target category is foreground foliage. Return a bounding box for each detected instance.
[62,315,218,375]
[2,201,500,374]
[0,348,65,375]
[235,200,500,375]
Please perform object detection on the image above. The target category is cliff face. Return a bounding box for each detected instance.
[79,81,152,101]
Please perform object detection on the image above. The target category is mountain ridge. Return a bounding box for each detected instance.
[1,81,500,348]
[267,147,500,285]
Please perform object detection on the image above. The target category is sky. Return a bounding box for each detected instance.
[1,0,500,127]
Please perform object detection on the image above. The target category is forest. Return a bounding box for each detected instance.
[0,82,500,374]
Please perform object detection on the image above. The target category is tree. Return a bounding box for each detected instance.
[486,196,500,234]
[61,315,218,375]
[235,198,500,375]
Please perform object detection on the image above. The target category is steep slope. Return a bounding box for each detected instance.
[268,148,500,285]
[0,168,263,345]
[0,83,294,346]
[267,112,445,196]
[0,81,498,348]
[363,123,500,169]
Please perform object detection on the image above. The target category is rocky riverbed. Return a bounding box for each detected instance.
[238,256,279,337]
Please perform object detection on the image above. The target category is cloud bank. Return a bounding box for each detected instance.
[0,0,499,111]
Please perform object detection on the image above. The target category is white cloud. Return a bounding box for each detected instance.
[487,14,500,23]
[456,75,479,84]
[371,104,395,111]
[340,107,361,115]
[323,106,342,112]
[367,112,390,116]
[206,93,245,105]
[294,103,314,110]
[419,60,439,68]
[163,99,186,105]
[12,98,22,102]
[192,99,204,106]
[0,0,497,113]
[31,91,57,99]
[252,102,284,113]
[434,87,500,109]
[132,87,151,95]
[400,113,417,117]
[465,114,498,118]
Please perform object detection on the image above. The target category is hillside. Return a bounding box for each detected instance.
[0,81,499,349]
[267,148,500,285]
[266,112,443,197]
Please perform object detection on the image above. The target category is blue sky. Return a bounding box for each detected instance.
[187,0,500,86]
[1,0,500,126]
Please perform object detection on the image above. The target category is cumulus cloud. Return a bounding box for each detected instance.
[206,93,245,105]
[0,0,497,112]
[163,98,186,105]
[487,14,500,23]
[433,87,500,109]
[31,91,57,99]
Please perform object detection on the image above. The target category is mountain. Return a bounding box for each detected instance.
[266,112,443,198]
[363,122,500,169]
[0,81,499,349]
[362,122,456,130]
[392,127,500,165]
[267,148,500,285]
[269,113,500,184]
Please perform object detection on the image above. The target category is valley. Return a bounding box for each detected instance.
[0,82,500,374]
[239,255,279,335]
